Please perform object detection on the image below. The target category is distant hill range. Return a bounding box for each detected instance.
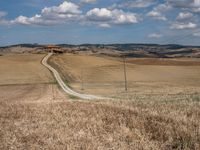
[0,43,200,58]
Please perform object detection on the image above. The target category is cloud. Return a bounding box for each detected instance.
[98,23,111,28]
[3,0,199,32]
[86,8,112,21]
[148,33,162,38]
[13,15,59,26]
[0,1,141,28]
[147,11,167,20]
[176,12,194,20]
[0,20,10,25]
[167,0,200,11]
[112,10,139,25]
[0,11,10,25]
[194,0,200,6]
[117,0,157,8]
[192,7,200,12]
[147,3,171,21]
[192,0,200,12]
[155,3,172,12]
[193,32,200,37]
[0,11,7,18]
[14,16,30,25]
[170,22,197,29]
[167,0,192,8]
[86,8,139,26]
[41,1,81,15]
[13,1,82,26]
[81,0,96,4]
[1,2,141,27]
[147,0,198,21]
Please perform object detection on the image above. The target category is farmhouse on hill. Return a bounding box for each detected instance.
[44,45,64,54]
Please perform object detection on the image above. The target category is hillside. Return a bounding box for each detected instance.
[0,43,200,58]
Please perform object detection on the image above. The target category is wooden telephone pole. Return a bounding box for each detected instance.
[81,69,84,91]
[123,56,128,91]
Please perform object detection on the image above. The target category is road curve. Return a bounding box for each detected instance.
[42,53,106,100]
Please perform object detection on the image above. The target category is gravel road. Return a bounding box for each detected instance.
[42,53,105,100]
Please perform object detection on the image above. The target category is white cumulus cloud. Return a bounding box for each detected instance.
[177,12,193,20]
[13,1,82,26]
[170,22,197,29]
[42,1,81,15]
[86,8,112,21]
[147,3,171,21]
[147,11,167,20]
[112,9,139,24]
[86,8,139,26]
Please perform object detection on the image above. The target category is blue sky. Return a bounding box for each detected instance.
[0,0,200,46]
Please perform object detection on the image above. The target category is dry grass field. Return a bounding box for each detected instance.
[0,54,53,85]
[0,84,199,149]
[0,53,200,149]
[50,54,200,98]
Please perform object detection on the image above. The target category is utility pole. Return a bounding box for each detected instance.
[81,69,84,91]
[123,56,128,91]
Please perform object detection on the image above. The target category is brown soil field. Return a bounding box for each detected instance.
[50,54,200,98]
[0,54,54,85]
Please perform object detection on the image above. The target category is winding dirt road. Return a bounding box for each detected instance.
[42,53,105,100]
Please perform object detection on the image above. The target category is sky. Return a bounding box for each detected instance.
[0,0,200,46]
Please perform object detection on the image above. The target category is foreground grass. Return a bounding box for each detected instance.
[0,96,199,149]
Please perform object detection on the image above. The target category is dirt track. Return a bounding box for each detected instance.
[42,53,105,100]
